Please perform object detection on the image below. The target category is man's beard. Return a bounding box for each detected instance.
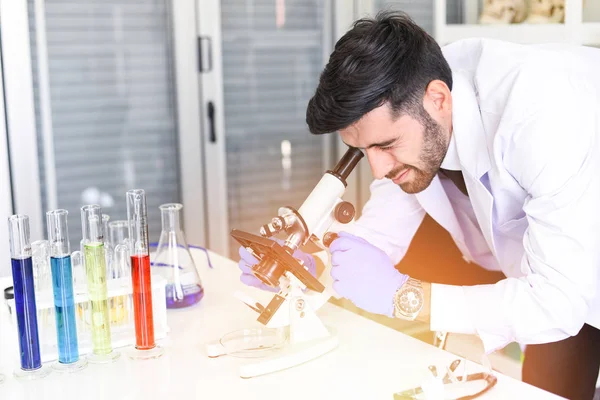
[387,110,448,194]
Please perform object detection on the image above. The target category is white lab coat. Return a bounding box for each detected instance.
[349,38,600,353]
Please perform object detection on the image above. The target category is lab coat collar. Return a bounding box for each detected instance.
[450,71,491,179]
[440,133,461,171]
[446,71,497,257]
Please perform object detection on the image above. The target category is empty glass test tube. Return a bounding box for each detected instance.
[81,205,120,364]
[70,250,91,336]
[108,220,131,278]
[102,214,112,276]
[127,189,164,359]
[8,215,51,380]
[108,220,131,327]
[109,220,129,247]
[47,209,88,372]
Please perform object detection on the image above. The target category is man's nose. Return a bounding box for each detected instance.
[366,149,394,180]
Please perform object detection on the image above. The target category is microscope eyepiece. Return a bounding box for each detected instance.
[327,147,364,186]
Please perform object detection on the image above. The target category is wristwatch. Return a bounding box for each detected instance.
[393,277,424,321]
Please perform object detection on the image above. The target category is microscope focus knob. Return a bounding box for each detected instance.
[334,201,355,224]
[322,232,339,248]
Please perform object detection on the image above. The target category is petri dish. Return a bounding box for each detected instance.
[220,328,287,358]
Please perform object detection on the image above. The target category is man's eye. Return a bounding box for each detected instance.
[379,145,394,151]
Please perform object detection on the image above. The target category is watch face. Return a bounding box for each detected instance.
[396,287,424,314]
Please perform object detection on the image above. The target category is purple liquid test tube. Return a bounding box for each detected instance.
[8,215,51,380]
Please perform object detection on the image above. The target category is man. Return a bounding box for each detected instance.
[238,11,600,399]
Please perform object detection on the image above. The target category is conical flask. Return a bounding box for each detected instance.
[152,203,204,308]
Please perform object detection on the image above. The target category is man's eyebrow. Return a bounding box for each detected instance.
[366,138,397,149]
[341,138,397,150]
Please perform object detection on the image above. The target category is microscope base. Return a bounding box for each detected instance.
[239,331,339,379]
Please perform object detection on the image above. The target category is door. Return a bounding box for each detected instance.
[199,0,362,259]
[0,0,206,253]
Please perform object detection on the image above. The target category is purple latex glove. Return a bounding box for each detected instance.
[238,241,317,292]
[329,231,409,317]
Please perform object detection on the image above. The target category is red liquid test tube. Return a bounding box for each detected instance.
[126,189,164,360]
[131,254,154,349]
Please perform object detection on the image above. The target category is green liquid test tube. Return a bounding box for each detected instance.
[81,205,120,364]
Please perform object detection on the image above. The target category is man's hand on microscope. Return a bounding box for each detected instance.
[237,240,317,292]
[329,232,411,318]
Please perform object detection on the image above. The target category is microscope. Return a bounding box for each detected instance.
[206,147,364,378]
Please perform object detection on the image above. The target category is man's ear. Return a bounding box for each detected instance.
[424,80,451,113]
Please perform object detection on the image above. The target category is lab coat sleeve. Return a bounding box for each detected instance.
[345,178,426,265]
[430,283,476,334]
[463,75,600,353]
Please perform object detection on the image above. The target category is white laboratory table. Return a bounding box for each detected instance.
[0,248,562,400]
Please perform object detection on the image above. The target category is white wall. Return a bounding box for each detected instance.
[584,0,600,22]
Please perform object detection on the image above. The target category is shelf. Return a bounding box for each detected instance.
[439,23,569,45]
[435,0,600,46]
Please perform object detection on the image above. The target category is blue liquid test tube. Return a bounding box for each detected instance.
[46,209,88,372]
[8,214,51,380]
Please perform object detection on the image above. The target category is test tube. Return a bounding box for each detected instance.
[108,220,131,327]
[81,204,120,363]
[71,250,90,335]
[102,214,111,245]
[46,209,88,372]
[31,240,52,348]
[109,220,130,249]
[112,244,132,326]
[108,220,131,279]
[8,215,51,379]
[126,189,164,359]
[102,214,112,277]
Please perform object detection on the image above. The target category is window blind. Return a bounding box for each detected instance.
[220,0,334,258]
[27,0,182,249]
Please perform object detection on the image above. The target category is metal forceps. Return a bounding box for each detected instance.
[393,358,498,400]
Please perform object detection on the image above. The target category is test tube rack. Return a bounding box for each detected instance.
[4,274,169,363]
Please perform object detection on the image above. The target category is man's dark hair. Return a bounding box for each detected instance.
[306,11,452,135]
